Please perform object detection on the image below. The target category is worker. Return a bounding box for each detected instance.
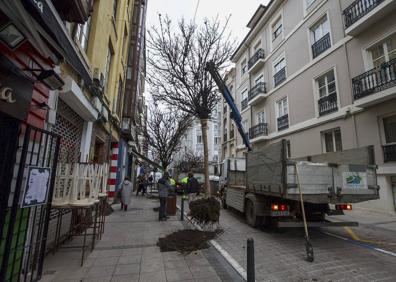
[180,175,188,194]
[186,171,200,202]
[157,172,171,221]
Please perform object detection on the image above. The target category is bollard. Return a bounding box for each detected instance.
[247,238,255,282]
[180,195,185,221]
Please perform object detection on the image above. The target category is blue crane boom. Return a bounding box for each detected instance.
[206,61,251,151]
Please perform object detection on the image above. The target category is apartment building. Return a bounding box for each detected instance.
[222,0,396,213]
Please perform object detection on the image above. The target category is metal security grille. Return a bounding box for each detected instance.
[51,100,84,163]
[0,112,60,282]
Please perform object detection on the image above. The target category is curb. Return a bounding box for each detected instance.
[176,204,248,281]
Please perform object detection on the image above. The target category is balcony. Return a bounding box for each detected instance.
[52,0,94,23]
[230,129,235,139]
[352,59,396,106]
[311,33,331,59]
[318,92,338,116]
[277,114,289,131]
[383,144,396,162]
[249,123,268,139]
[248,49,265,73]
[274,67,286,87]
[241,98,249,111]
[343,0,396,36]
[248,82,267,105]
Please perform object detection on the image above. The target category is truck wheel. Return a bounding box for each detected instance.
[245,200,260,227]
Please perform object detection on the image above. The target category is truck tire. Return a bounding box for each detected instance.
[245,199,260,227]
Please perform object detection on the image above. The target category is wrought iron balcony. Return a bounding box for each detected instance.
[274,67,286,87]
[352,58,396,100]
[277,114,289,131]
[248,49,265,71]
[241,98,249,110]
[230,129,235,139]
[318,92,338,116]
[343,0,384,29]
[383,143,396,162]
[248,82,267,101]
[312,33,331,59]
[249,123,268,139]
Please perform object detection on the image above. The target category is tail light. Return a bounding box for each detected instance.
[336,204,352,211]
[271,203,288,211]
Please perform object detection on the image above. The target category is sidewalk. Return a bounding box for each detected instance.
[40,195,228,282]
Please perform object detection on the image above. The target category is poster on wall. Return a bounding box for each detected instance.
[21,166,51,208]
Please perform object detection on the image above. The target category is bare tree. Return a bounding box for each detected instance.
[175,150,204,173]
[147,15,235,195]
[146,106,192,170]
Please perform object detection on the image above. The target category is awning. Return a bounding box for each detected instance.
[22,0,92,85]
[131,149,164,170]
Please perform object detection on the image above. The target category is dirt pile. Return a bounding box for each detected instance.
[189,197,220,225]
[157,229,220,253]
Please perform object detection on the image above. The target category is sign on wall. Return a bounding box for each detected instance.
[343,172,367,189]
[0,55,34,120]
[21,166,51,208]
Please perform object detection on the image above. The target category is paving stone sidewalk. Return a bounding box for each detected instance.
[40,195,228,282]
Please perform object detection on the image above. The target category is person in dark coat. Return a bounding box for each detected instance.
[157,172,171,221]
[186,172,200,202]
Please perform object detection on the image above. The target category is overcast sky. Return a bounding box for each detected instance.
[146,0,271,43]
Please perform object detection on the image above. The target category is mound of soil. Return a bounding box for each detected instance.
[189,197,220,225]
[157,229,220,253]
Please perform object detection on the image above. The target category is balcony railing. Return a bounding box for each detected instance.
[343,0,384,29]
[241,98,248,110]
[277,114,289,131]
[248,82,267,101]
[352,58,396,100]
[383,143,396,162]
[318,92,338,116]
[248,48,265,69]
[312,33,331,59]
[249,123,268,139]
[230,129,235,139]
[274,67,286,87]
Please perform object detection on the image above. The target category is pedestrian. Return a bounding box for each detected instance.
[136,174,145,196]
[120,177,132,211]
[157,171,171,221]
[186,171,200,202]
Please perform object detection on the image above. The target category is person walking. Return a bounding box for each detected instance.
[136,174,146,196]
[120,177,132,211]
[157,172,171,221]
[186,172,200,202]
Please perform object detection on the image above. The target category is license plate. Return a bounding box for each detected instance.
[271,211,290,217]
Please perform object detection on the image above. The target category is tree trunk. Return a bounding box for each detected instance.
[200,119,210,197]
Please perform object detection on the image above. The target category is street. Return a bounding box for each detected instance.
[213,206,396,281]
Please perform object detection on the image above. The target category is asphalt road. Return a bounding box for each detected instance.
[214,207,396,282]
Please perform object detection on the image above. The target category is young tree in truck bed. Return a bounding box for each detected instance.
[147,15,235,195]
[146,106,192,170]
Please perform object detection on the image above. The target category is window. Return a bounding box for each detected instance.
[255,74,264,85]
[197,135,202,144]
[369,33,396,68]
[254,41,261,51]
[241,89,248,101]
[242,120,249,134]
[74,18,91,52]
[317,69,336,98]
[272,16,283,41]
[323,128,342,153]
[113,0,118,19]
[115,78,123,116]
[383,115,396,144]
[104,45,113,90]
[229,85,233,93]
[311,16,330,43]
[256,111,266,124]
[241,59,247,75]
[306,0,316,9]
[274,58,285,74]
[276,97,288,118]
[286,140,291,158]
